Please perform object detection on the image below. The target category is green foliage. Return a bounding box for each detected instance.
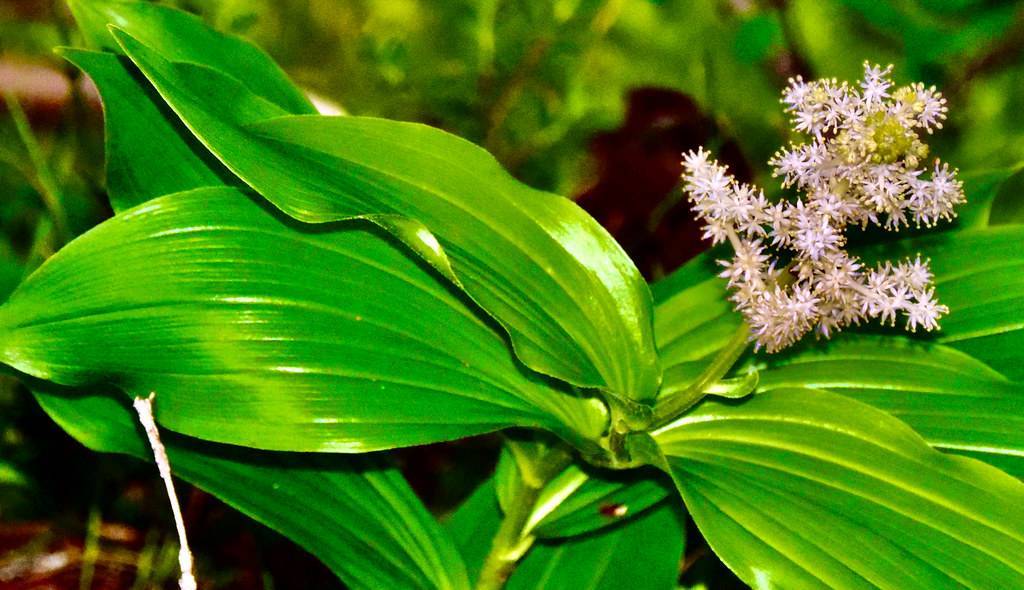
[67,0,315,114]
[507,501,685,590]
[490,444,672,540]
[0,186,607,451]
[757,336,1024,478]
[1,1,1023,588]
[863,226,1024,379]
[656,387,1024,589]
[92,7,662,400]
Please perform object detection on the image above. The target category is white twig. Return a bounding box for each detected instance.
[133,393,197,590]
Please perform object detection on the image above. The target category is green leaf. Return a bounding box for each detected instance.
[654,388,1024,590]
[60,49,230,211]
[757,336,1024,478]
[32,383,469,590]
[445,478,505,585]
[67,0,314,115]
[507,501,685,590]
[108,27,661,401]
[445,475,685,589]
[0,187,606,451]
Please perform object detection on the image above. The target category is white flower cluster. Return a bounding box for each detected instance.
[681,63,964,352]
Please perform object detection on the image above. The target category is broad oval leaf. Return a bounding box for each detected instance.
[33,382,469,590]
[108,27,661,400]
[758,336,1024,478]
[654,388,1024,590]
[0,187,607,451]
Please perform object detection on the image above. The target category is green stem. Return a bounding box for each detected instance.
[3,91,69,244]
[475,445,573,590]
[79,501,102,590]
[650,322,750,429]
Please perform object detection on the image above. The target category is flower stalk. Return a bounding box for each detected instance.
[650,322,752,429]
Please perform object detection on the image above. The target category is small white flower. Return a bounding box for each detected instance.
[906,288,947,332]
[897,256,933,291]
[718,240,769,287]
[861,62,893,105]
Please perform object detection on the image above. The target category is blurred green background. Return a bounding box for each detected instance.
[1,0,1023,587]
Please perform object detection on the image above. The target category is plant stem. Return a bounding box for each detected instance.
[3,91,69,244]
[475,445,573,590]
[649,322,750,429]
[78,502,101,590]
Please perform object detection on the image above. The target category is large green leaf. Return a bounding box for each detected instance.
[757,336,1024,478]
[654,388,1024,590]
[32,382,469,590]
[67,0,314,115]
[105,25,661,401]
[60,49,230,211]
[446,476,685,589]
[0,187,606,451]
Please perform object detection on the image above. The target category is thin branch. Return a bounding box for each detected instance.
[133,393,196,590]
